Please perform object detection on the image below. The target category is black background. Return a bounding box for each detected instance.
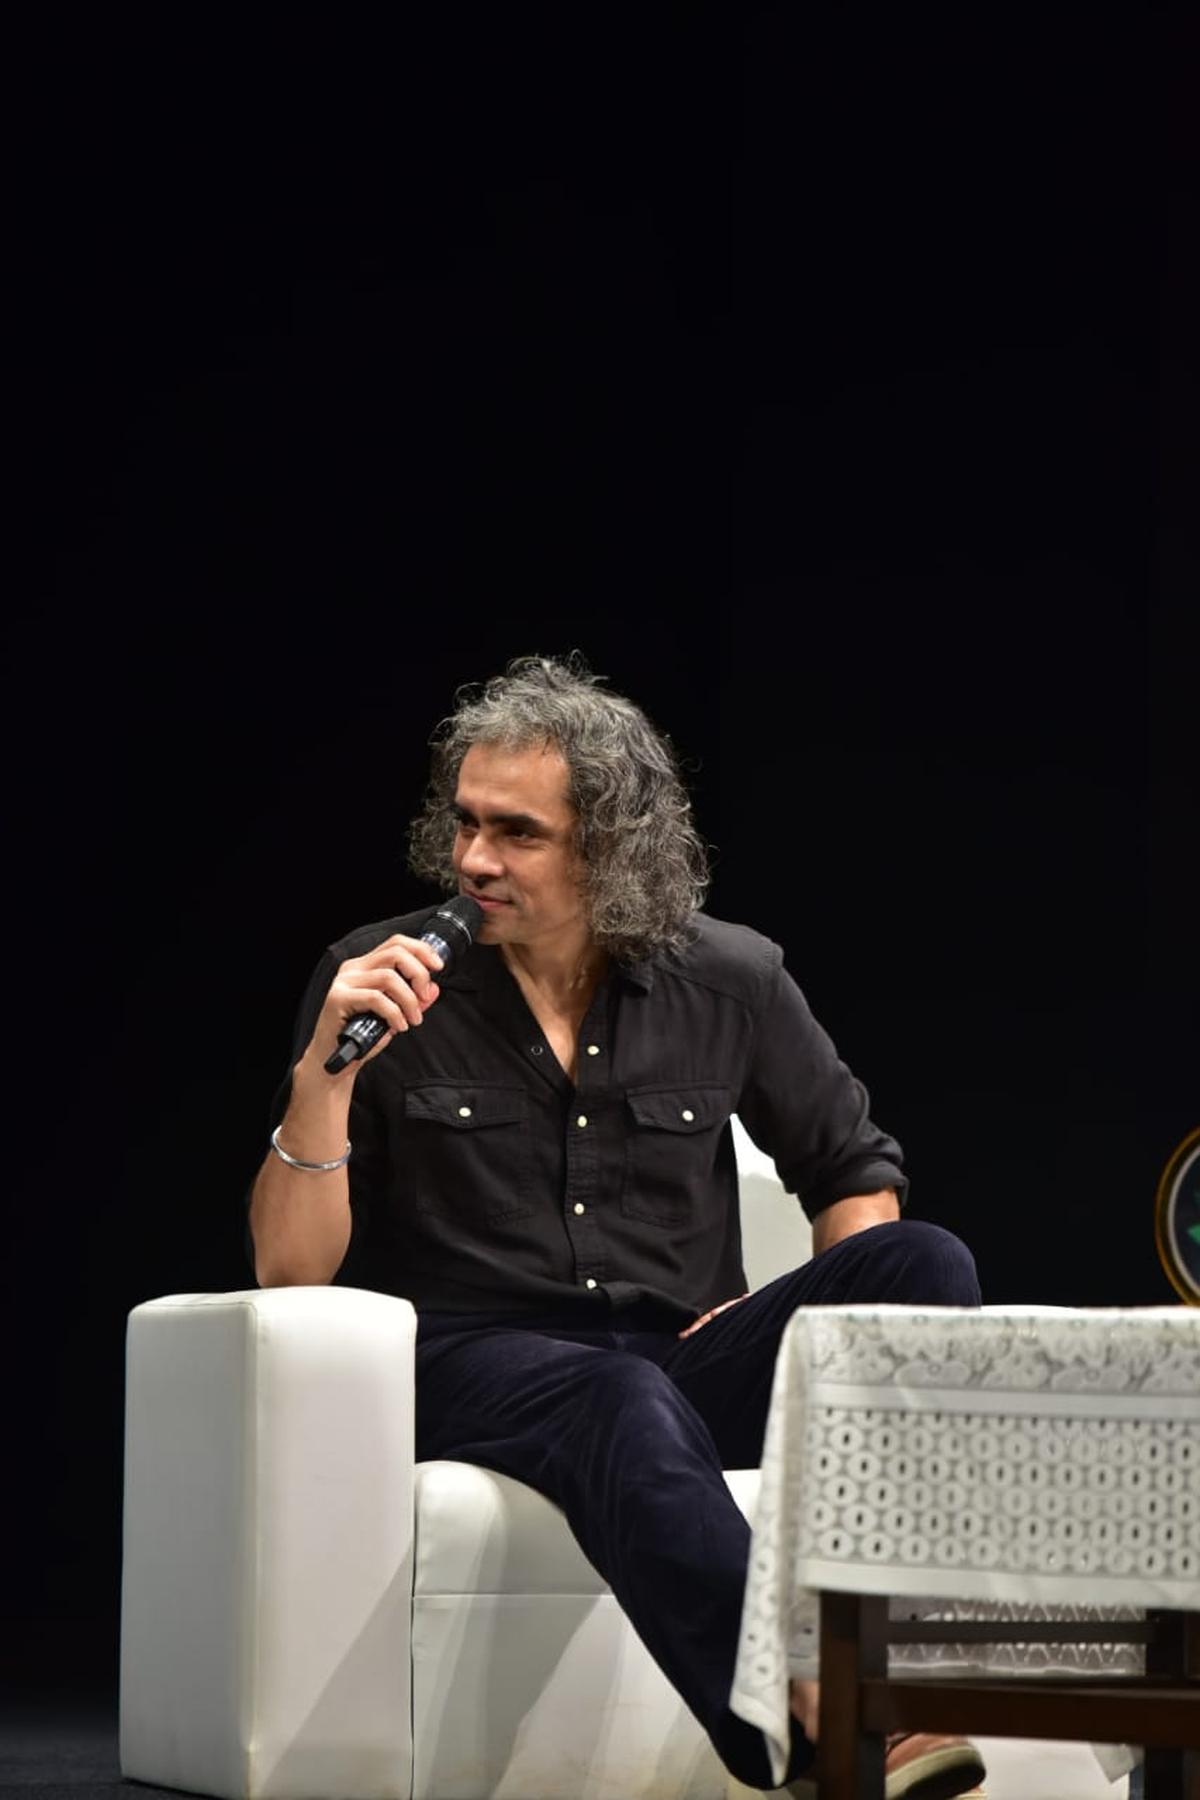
[9,10,1196,1696]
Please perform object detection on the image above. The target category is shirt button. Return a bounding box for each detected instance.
[681,1108,695,1122]
[586,1044,600,1056]
[576,1114,588,1128]
[530,1045,544,1057]
[458,1106,473,1118]
[574,1202,586,1215]
[585,1277,598,1290]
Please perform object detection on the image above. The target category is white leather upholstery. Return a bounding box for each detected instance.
[409,1463,765,1800]
[120,1121,1125,1798]
[121,1287,417,1799]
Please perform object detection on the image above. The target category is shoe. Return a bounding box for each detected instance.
[884,1731,987,1799]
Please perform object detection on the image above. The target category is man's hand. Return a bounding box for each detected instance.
[677,1292,750,1339]
[298,934,446,1080]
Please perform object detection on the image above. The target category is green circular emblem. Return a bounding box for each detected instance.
[1155,1127,1200,1306]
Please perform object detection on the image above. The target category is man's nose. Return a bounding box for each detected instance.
[460,831,504,880]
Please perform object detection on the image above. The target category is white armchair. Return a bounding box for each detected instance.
[120,1123,1125,1799]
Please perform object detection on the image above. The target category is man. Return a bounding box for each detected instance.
[249,655,985,1798]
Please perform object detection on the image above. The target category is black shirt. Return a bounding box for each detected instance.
[266,905,908,1330]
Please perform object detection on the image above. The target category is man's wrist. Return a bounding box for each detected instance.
[270,1125,351,1171]
[276,1056,355,1164]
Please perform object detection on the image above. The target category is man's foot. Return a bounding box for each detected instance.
[884,1731,986,1799]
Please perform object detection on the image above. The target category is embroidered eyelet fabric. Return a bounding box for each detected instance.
[729,1304,1200,1787]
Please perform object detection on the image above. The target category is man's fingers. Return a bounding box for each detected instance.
[364,938,446,1009]
[348,941,446,1018]
[361,967,442,1028]
[677,1292,750,1339]
[377,933,446,979]
[340,981,413,1035]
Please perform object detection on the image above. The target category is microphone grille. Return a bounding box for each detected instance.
[437,894,485,943]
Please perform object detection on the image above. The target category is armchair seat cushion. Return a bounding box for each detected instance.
[413,1461,761,1598]
[410,1461,753,1798]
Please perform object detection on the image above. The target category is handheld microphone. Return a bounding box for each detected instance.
[323,895,484,1074]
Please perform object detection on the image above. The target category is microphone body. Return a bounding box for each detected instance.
[323,896,484,1074]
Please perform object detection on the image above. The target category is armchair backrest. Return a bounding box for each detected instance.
[732,1114,813,1291]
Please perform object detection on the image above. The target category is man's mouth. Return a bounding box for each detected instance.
[464,890,511,909]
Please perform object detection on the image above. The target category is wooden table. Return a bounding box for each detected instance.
[729,1304,1200,1797]
[817,1596,1198,1799]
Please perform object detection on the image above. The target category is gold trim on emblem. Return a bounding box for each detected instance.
[1154,1126,1200,1306]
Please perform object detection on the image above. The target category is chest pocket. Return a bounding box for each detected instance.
[405,1083,533,1222]
[621,1084,732,1226]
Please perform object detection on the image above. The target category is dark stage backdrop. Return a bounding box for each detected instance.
[10,12,1194,1693]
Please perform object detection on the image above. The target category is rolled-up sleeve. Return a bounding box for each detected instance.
[735,956,908,1220]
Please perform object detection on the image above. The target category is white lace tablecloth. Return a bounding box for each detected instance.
[729,1304,1200,1786]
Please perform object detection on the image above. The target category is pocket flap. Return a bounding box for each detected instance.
[406,1084,527,1129]
[626,1086,730,1133]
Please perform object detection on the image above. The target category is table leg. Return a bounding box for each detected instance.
[1142,1610,1199,1800]
[817,1592,887,1800]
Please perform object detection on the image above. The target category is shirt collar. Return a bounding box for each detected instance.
[615,953,656,993]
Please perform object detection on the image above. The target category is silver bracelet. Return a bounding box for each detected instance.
[270,1124,351,1172]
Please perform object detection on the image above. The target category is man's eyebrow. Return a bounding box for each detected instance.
[452,801,552,833]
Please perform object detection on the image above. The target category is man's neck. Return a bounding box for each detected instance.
[501,932,608,1013]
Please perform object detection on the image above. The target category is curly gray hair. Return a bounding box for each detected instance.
[408,654,710,961]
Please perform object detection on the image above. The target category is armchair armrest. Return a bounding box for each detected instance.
[120,1286,417,1800]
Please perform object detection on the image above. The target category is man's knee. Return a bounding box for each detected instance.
[866,1217,981,1305]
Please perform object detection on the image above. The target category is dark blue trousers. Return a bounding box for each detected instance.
[414,1220,980,1789]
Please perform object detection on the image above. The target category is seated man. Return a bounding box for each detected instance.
[249,654,985,1798]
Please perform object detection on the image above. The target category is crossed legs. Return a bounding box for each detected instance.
[415,1220,980,1788]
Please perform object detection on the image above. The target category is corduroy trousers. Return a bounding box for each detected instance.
[414,1219,981,1789]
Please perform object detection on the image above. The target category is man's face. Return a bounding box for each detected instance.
[452,740,588,950]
